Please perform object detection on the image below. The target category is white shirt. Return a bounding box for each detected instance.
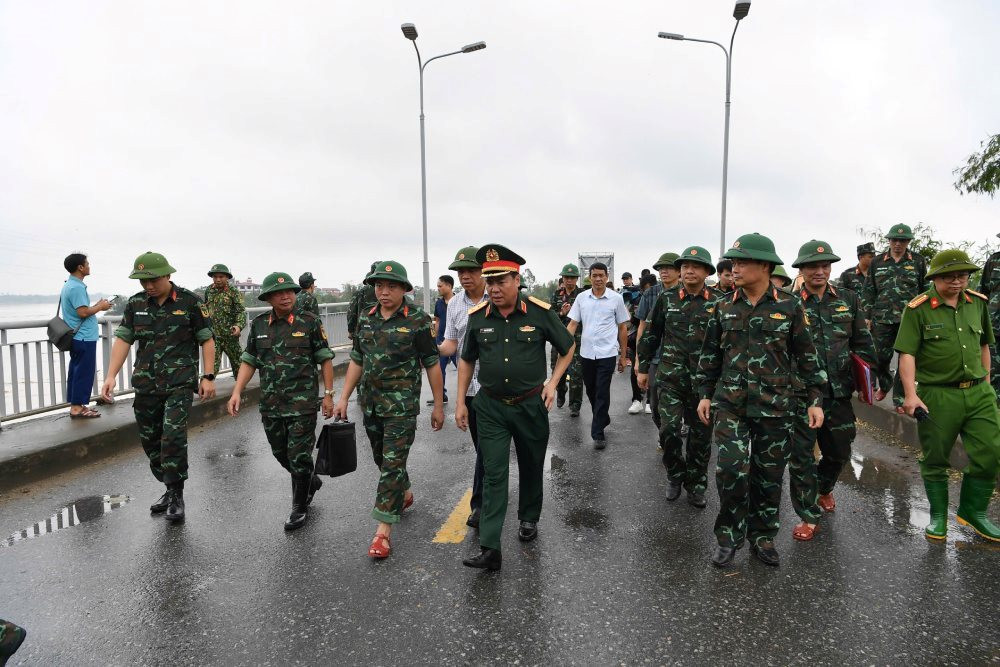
[567,288,630,360]
[444,289,489,396]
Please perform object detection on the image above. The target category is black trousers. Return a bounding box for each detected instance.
[581,356,616,439]
[465,393,484,510]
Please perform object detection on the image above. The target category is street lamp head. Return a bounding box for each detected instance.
[461,41,487,53]
[657,32,685,40]
[401,23,418,40]
[733,1,751,20]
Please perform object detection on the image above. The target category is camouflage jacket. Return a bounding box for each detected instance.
[978,250,1000,325]
[295,290,320,317]
[695,286,827,417]
[115,284,213,394]
[347,284,377,338]
[350,303,438,417]
[203,285,247,334]
[792,285,876,398]
[836,265,868,294]
[549,286,583,337]
[860,250,927,324]
[242,310,334,416]
[638,285,722,387]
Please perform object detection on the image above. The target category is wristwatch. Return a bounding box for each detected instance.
[201,374,216,381]
[323,389,335,397]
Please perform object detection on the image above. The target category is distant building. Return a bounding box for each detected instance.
[234,277,261,294]
[316,287,343,299]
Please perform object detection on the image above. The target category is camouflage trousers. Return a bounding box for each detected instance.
[658,382,712,494]
[648,361,662,430]
[213,333,243,376]
[362,413,416,524]
[261,413,316,476]
[134,390,193,485]
[787,397,857,523]
[0,618,26,658]
[871,322,903,406]
[713,409,792,548]
[551,344,583,410]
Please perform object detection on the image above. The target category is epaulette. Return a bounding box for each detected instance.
[966,289,987,301]
[468,301,489,315]
[527,296,551,310]
[907,294,929,308]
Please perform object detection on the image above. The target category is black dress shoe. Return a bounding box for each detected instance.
[150,491,170,514]
[466,507,481,528]
[569,408,580,417]
[665,480,683,501]
[750,540,780,566]
[463,548,502,570]
[687,489,707,508]
[557,394,566,408]
[593,436,606,450]
[518,521,538,542]
[711,545,737,568]
[165,491,185,523]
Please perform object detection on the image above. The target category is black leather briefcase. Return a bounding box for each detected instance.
[314,419,357,477]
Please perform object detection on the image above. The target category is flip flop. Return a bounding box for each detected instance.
[70,409,101,419]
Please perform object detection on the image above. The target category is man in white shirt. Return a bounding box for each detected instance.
[567,262,630,448]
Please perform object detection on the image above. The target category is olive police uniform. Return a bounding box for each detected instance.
[894,249,1000,542]
[461,245,575,554]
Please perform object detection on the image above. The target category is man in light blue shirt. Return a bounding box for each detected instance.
[60,253,110,417]
[567,262,630,448]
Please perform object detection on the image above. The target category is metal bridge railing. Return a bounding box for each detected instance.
[0,302,350,423]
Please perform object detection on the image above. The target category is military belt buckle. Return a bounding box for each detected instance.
[958,380,972,389]
[500,396,518,406]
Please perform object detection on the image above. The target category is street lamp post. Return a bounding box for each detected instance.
[658,1,751,259]
[401,23,487,311]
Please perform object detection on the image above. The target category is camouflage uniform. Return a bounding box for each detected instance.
[204,284,247,375]
[348,267,378,338]
[0,619,26,662]
[295,289,320,317]
[243,310,334,475]
[639,282,722,495]
[977,248,1000,398]
[352,298,439,524]
[861,248,927,404]
[115,284,213,485]
[837,265,868,293]
[697,279,827,549]
[549,284,583,410]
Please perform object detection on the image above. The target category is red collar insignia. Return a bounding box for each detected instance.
[930,297,940,309]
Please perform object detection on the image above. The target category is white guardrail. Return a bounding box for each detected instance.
[0,302,350,423]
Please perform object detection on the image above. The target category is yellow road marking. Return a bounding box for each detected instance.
[432,489,473,544]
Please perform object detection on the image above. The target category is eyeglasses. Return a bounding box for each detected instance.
[938,273,970,282]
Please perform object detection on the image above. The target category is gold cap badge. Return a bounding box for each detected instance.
[486,248,500,262]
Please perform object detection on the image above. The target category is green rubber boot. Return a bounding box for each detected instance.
[923,480,949,540]
[955,476,1000,542]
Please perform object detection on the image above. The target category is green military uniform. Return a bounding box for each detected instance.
[115,253,213,490]
[977,238,1000,399]
[771,265,793,291]
[861,224,928,406]
[0,619,26,663]
[348,262,379,338]
[205,263,247,376]
[785,242,877,525]
[639,252,681,431]
[351,262,439,525]
[696,234,827,558]
[549,263,583,413]
[462,245,575,554]
[638,246,721,502]
[894,249,1000,542]
[295,271,320,317]
[836,242,875,294]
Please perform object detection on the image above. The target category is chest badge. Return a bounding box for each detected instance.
[904,265,915,270]
[706,307,715,313]
[835,305,849,312]
[291,331,306,337]
[172,309,186,316]
[769,313,787,320]
[397,326,411,333]
[519,325,536,332]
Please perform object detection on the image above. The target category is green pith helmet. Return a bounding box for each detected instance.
[298,271,315,288]
[792,240,842,268]
[674,246,715,275]
[258,272,301,300]
[207,263,233,278]
[771,265,793,287]
[560,263,581,278]
[449,246,481,270]
[887,223,915,240]
[129,252,176,280]
[365,260,413,291]
[653,252,680,270]
[722,233,784,265]
[925,249,981,279]
[583,276,592,288]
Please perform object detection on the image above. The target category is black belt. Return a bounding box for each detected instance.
[921,377,986,389]
[483,385,543,406]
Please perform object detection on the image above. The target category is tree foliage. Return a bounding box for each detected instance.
[954,134,1000,198]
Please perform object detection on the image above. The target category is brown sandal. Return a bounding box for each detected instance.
[368,533,391,559]
[793,522,818,541]
[70,408,101,419]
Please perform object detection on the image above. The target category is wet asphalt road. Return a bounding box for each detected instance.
[1,371,998,666]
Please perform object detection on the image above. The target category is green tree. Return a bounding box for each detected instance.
[954,134,1000,198]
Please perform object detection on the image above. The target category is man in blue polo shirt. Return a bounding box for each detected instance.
[60,253,111,418]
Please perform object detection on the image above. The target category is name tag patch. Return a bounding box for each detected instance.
[924,323,944,330]
[481,327,495,333]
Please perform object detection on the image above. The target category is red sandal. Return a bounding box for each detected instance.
[369,533,391,559]
[818,493,836,512]
[403,492,414,511]
[792,521,818,541]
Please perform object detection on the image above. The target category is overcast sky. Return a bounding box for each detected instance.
[2,1,998,297]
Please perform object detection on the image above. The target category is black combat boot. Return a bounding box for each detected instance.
[165,483,185,523]
[150,489,170,514]
[306,474,323,506]
[285,475,310,531]
[462,548,502,571]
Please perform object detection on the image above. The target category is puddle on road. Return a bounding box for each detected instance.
[205,449,250,461]
[564,507,610,532]
[1,494,130,548]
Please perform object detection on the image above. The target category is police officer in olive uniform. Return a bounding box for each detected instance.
[204,263,247,376]
[456,244,576,571]
[895,249,1000,542]
[861,224,928,407]
[101,252,216,523]
[837,242,876,293]
[977,233,1000,399]
[295,271,320,316]
[550,263,584,414]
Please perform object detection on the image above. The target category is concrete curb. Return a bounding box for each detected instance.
[853,396,971,469]
[0,354,351,492]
